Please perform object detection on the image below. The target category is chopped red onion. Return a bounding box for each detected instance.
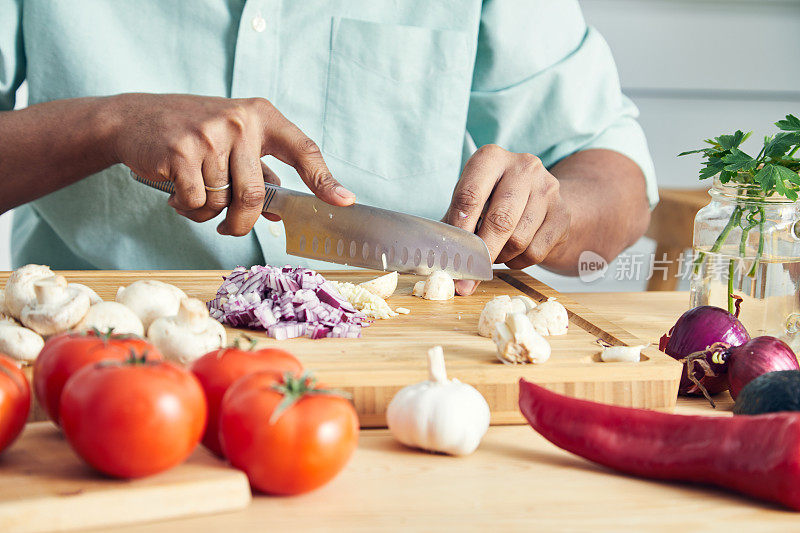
[208,265,367,339]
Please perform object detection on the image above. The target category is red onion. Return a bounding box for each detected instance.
[714,337,800,400]
[207,265,369,340]
[659,304,750,398]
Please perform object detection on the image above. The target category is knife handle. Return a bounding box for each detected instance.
[262,183,314,218]
[129,169,312,217]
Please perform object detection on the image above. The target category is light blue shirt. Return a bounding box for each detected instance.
[0,0,657,270]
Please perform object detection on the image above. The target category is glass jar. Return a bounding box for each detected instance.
[691,177,800,344]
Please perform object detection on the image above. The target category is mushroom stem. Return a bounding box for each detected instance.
[33,276,69,306]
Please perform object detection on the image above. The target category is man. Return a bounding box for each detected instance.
[0,1,656,295]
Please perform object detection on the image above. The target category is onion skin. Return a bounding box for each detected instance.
[726,337,800,400]
[660,306,750,396]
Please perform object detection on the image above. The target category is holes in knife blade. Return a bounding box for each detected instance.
[388,246,395,264]
[337,239,344,257]
[312,237,319,253]
[401,247,409,264]
[324,237,331,255]
[375,244,382,262]
[467,255,474,273]
[427,250,435,268]
[349,241,357,258]
[453,253,461,271]
[362,242,370,260]
[413,248,422,267]
[299,235,306,251]
[440,251,448,269]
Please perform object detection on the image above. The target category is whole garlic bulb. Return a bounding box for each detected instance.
[387,346,490,456]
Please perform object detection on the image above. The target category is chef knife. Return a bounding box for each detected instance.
[129,171,493,280]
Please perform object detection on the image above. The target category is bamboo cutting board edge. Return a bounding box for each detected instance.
[0,269,682,426]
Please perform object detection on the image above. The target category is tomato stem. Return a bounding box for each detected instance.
[231,335,259,351]
[268,372,350,424]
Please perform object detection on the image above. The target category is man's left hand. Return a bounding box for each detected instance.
[443,144,571,296]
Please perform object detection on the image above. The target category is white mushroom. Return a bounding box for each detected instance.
[493,312,551,364]
[413,271,455,301]
[4,264,55,318]
[148,298,226,364]
[75,301,145,337]
[69,283,103,305]
[0,288,7,316]
[526,297,569,336]
[477,295,538,338]
[359,271,398,299]
[20,276,91,336]
[116,280,188,330]
[0,321,45,363]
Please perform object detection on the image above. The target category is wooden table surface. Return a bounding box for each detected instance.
[61,290,799,532]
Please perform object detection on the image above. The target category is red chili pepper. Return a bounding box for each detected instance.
[518,378,800,511]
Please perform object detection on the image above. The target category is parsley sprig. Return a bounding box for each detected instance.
[679,114,800,199]
[679,115,800,314]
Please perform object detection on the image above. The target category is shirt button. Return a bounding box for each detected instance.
[251,15,266,33]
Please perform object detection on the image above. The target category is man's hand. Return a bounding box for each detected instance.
[443,144,571,296]
[111,94,355,236]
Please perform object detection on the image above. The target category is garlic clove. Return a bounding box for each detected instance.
[412,280,425,297]
[422,271,455,301]
[493,312,551,364]
[477,295,513,337]
[359,271,398,299]
[600,344,647,363]
[510,295,537,314]
[526,297,568,336]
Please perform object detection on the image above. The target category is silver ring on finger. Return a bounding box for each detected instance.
[204,183,231,192]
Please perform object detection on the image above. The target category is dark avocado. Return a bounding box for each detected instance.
[733,370,800,415]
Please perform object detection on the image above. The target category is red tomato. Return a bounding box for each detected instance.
[220,371,359,495]
[0,354,30,453]
[34,331,161,424]
[60,357,206,478]
[191,343,302,456]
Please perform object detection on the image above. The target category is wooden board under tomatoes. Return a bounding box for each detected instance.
[0,423,250,533]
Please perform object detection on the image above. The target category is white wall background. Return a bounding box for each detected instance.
[2,0,799,292]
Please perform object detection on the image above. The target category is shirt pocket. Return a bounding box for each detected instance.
[323,17,470,180]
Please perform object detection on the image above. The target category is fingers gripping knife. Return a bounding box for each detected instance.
[130,171,493,280]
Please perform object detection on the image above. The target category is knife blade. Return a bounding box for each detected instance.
[130,171,493,280]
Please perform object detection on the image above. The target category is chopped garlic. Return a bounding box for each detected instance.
[268,222,282,237]
[396,307,411,315]
[329,281,398,319]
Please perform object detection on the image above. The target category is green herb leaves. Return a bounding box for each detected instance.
[679,114,800,199]
[777,115,800,133]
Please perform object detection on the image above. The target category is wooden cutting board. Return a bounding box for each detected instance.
[1,270,682,426]
[0,423,251,533]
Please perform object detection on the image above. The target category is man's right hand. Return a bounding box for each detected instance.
[110,94,355,236]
